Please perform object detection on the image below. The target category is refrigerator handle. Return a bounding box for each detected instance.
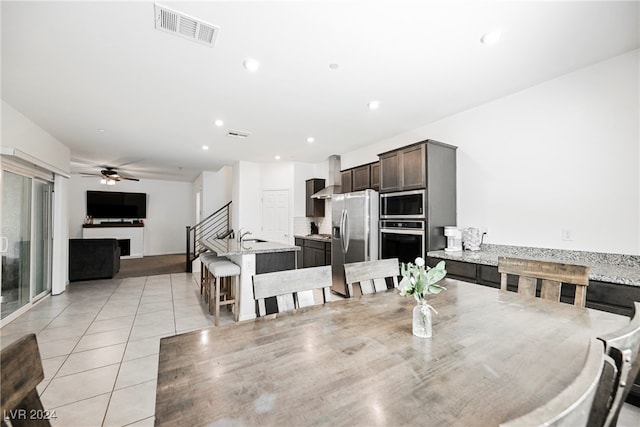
[340,209,347,253]
[343,210,350,253]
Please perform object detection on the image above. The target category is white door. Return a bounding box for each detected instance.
[262,190,289,243]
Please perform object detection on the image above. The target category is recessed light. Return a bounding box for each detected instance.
[307,137,315,144]
[243,58,260,72]
[202,145,209,150]
[214,119,224,127]
[368,100,380,110]
[275,155,281,160]
[480,29,502,45]
[329,63,339,69]
[97,129,105,133]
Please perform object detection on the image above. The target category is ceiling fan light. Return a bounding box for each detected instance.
[107,179,116,186]
[100,178,107,184]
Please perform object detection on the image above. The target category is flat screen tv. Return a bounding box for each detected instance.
[86,191,147,219]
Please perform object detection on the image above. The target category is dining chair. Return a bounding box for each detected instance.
[253,265,331,316]
[500,338,616,427]
[588,301,640,427]
[1,333,51,427]
[343,258,399,297]
[498,257,590,307]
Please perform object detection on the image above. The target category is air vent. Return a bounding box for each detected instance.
[226,130,251,139]
[154,4,219,47]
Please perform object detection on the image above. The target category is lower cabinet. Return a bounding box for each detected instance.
[296,237,331,268]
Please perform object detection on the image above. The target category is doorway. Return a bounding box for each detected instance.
[261,190,289,244]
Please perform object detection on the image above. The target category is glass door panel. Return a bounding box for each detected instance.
[33,180,52,298]
[1,171,32,319]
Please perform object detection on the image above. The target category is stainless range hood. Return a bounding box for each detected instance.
[311,155,341,199]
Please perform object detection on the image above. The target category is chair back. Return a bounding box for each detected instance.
[253,266,332,316]
[344,258,399,297]
[500,338,614,427]
[1,333,51,426]
[498,257,589,307]
[591,301,640,426]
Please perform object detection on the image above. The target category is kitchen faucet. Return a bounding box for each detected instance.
[238,229,252,242]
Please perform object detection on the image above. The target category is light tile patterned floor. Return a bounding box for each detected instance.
[1,272,640,426]
[0,272,233,426]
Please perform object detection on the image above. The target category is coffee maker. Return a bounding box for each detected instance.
[310,221,319,235]
[444,226,462,252]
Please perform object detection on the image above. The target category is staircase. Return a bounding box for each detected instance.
[185,201,232,272]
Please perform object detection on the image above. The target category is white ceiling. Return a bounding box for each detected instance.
[2,1,638,182]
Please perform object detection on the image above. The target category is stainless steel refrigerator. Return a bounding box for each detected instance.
[331,189,379,297]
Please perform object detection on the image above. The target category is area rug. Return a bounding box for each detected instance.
[115,254,186,278]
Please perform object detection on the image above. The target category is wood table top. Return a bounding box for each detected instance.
[155,279,628,427]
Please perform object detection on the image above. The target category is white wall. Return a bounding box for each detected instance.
[202,166,233,217]
[1,101,71,175]
[68,176,194,256]
[342,50,640,255]
[230,160,329,243]
[232,161,262,236]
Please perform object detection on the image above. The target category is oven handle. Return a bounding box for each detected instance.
[380,228,424,236]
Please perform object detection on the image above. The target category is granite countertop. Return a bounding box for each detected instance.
[294,234,332,242]
[202,238,300,256]
[427,244,640,287]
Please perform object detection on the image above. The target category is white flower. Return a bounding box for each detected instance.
[397,276,411,296]
[415,257,425,267]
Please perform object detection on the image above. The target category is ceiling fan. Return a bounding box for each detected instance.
[82,166,140,185]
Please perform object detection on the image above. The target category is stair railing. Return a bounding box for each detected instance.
[185,201,232,272]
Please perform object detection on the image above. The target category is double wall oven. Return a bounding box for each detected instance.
[379,190,426,264]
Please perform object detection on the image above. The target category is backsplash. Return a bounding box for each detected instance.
[481,244,640,268]
[294,200,332,235]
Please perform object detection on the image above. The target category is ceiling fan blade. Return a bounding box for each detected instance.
[119,176,140,182]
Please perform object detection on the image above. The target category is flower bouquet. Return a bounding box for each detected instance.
[396,257,447,338]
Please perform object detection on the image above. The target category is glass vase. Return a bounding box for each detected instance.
[412,299,433,338]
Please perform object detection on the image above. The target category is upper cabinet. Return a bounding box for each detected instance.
[340,170,352,193]
[370,162,380,191]
[305,179,325,217]
[379,143,426,192]
[352,164,371,191]
[340,161,379,193]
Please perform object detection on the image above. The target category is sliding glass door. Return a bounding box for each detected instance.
[1,171,32,319]
[33,180,52,299]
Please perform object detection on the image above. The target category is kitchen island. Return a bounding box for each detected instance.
[201,238,300,321]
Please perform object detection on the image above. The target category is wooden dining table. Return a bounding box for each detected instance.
[154,279,628,427]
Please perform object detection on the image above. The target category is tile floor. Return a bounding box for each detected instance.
[1,272,640,427]
[0,272,235,426]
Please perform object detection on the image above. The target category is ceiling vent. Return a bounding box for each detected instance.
[226,130,251,139]
[154,4,219,47]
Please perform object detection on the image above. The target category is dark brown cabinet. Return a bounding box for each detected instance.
[305,179,325,217]
[340,161,379,193]
[352,165,371,191]
[370,162,380,191]
[297,237,331,268]
[379,142,426,192]
[340,170,352,193]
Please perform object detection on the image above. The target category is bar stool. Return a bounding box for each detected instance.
[199,252,222,295]
[205,259,240,326]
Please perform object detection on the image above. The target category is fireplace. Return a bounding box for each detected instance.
[117,239,131,257]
